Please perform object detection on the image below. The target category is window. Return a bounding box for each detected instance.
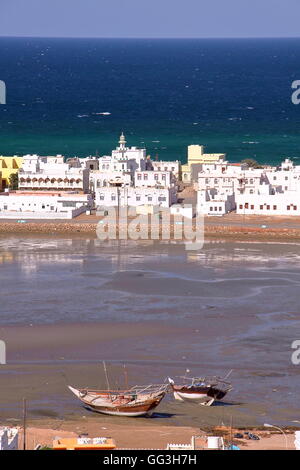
[205,178,209,184]
[294,205,297,210]
[62,201,76,207]
[267,205,270,210]
[144,174,148,180]
[210,207,213,211]
[273,205,277,210]
[239,204,243,209]
[251,205,254,209]
[100,194,104,201]
[219,207,222,211]
[245,203,249,209]
[136,195,141,201]
[214,207,217,211]
[148,196,152,201]
[214,178,218,184]
[162,174,166,180]
[137,174,142,180]
[285,176,288,180]
[250,179,254,184]
[287,205,290,210]
[111,195,116,201]
[154,174,159,180]
[250,189,254,194]
[158,196,166,201]
[260,205,263,210]
[273,176,277,181]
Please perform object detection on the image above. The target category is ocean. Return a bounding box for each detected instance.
[1,37,300,164]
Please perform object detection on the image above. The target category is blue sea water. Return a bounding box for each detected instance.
[1,37,300,164]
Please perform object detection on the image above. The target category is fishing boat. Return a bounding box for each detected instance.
[168,372,232,406]
[68,383,168,417]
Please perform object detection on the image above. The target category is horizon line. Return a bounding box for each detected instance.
[1,35,300,40]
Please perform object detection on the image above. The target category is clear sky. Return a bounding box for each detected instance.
[0,0,299,39]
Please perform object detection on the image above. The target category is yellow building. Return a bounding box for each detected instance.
[182,145,226,183]
[0,156,23,190]
[53,437,116,450]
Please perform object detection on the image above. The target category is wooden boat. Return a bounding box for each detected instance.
[168,373,232,406]
[68,383,168,417]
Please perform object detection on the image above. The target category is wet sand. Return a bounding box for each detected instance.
[0,236,300,432]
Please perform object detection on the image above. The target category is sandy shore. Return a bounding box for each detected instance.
[0,213,300,242]
[15,421,296,450]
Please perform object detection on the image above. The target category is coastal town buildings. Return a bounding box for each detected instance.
[134,170,176,189]
[90,134,150,191]
[93,134,178,211]
[236,186,300,216]
[197,189,236,216]
[196,158,300,216]
[2,138,300,219]
[181,144,226,183]
[95,186,175,210]
[18,154,90,192]
[0,156,23,190]
[0,191,92,219]
[151,160,181,180]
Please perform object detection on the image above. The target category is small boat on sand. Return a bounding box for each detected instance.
[168,372,232,406]
[68,383,168,417]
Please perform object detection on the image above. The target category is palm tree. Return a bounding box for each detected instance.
[8,172,18,190]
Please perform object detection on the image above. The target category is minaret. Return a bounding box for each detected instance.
[119,132,126,150]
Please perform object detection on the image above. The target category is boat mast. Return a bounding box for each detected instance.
[123,364,128,390]
[103,361,110,390]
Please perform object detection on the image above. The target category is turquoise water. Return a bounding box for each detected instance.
[1,37,300,164]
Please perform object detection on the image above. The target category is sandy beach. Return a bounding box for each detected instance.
[15,422,296,450]
[0,213,300,242]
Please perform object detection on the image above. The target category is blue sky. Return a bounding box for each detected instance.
[0,0,299,38]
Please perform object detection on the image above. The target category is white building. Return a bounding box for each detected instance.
[134,170,175,189]
[196,160,269,215]
[152,160,181,179]
[197,188,235,216]
[200,157,300,217]
[18,154,90,192]
[0,191,93,219]
[0,427,18,450]
[92,133,179,211]
[197,161,264,194]
[98,133,147,176]
[95,186,175,209]
[90,170,131,191]
[236,184,300,216]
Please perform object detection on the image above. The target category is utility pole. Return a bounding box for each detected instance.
[23,398,27,451]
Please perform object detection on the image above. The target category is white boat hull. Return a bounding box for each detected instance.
[173,391,215,406]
